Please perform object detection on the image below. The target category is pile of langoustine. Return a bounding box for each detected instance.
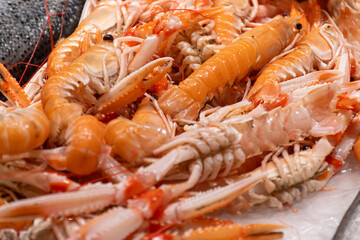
[0,0,360,239]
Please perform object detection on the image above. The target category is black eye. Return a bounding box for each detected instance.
[282,12,288,17]
[296,23,303,30]
[103,34,114,41]
[302,145,311,150]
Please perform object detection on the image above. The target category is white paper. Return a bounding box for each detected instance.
[221,152,360,240]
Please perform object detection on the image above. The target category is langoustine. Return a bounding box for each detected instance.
[46,0,171,77]
[0,168,276,239]
[154,82,358,184]
[42,6,230,174]
[1,79,359,225]
[158,12,304,120]
[225,110,360,211]
[0,64,76,212]
[41,37,172,174]
[104,95,174,164]
[0,63,49,156]
[2,1,360,239]
[247,4,345,105]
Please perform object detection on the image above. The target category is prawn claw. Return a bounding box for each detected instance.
[95,57,173,114]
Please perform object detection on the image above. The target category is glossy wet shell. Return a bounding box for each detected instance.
[0,107,50,155]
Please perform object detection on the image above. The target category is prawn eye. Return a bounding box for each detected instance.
[296,23,303,30]
[302,145,311,150]
[282,12,288,17]
[103,34,114,41]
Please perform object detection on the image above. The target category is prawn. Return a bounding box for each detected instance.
[152,81,360,187]
[41,41,172,174]
[41,40,172,144]
[0,105,50,156]
[47,0,120,77]
[105,95,174,164]
[0,64,49,156]
[123,5,227,72]
[63,115,106,175]
[157,12,304,120]
[238,112,360,210]
[247,1,345,105]
[0,172,268,239]
[42,7,227,174]
[47,0,168,77]
[2,82,360,237]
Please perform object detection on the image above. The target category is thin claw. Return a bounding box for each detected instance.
[0,63,31,107]
[71,207,143,240]
[279,70,344,94]
[95,57,173,114]
[0,183,118,222]
[183,223,284,240]
[159,172,267,224]
[244,223,285,235]
[4,171,80,193]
